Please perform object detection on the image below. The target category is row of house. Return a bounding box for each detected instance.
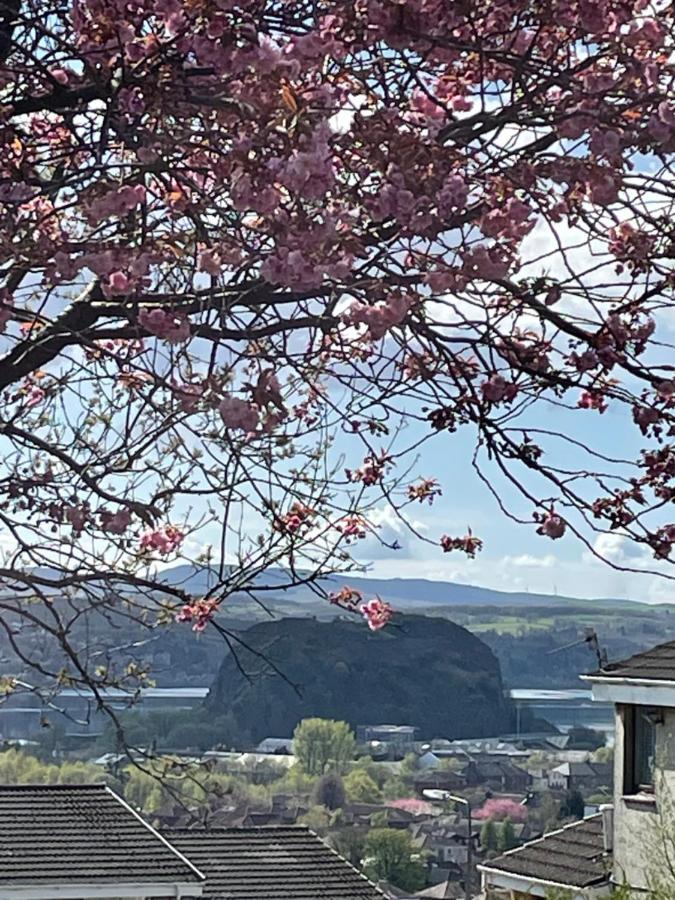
[0,782,386,900]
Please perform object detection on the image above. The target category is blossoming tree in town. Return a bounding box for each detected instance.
[0,0,673,714]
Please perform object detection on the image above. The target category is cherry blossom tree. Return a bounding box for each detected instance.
[0,0,673,723]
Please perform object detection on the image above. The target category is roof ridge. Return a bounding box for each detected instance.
[167,825,312,834]
[0,782,108,790]
[105,786,205,882]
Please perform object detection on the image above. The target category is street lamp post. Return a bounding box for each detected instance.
[448,794,472,900]
[428,791,472,900]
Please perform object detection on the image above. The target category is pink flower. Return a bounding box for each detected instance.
[481,375,517,404]
[537,511,566,540]
[474,798,527,822]
[198,248,222,275]
[633,404,660,435]
[24,385,45,408]
[336,515,367,542]
[360,597,393,631]
[578,390,608,413]
[328,586,364,609]
[173,382,204,412]
[139,524,184,555]
[219,396,259,432]
[64,504,89,532]
[176,597,218,632]
[50,68,70,85]
[343,293,413,340]
[106,271,131,296]
[440,531,483,558]
[100,508,132,534]
[138,308,191,344]
[569,349,599,372]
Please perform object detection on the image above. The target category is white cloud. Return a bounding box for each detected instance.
[503,553,556,568]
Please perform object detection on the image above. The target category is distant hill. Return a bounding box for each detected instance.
[205,614,515,743]
[153,564,645,612]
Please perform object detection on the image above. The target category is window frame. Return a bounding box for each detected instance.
[623,704,659,796]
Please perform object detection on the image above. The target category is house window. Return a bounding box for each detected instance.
[624,705,659,794]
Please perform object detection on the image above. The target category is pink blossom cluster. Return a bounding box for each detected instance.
[481,375,518,404]
[440,531,483,557]
[270,130,335,201]
[360,597,393,631]
[87,184,146,224]
[436,174,469,219]
[461,245,511,281]
[608,223,655,268]
[64,503,89,532]
[481,197,534,242]
[176,597,218,632]
[327,584,360,605]
[473,798,527,823]
[100,508,132,534]
[578,390,608,413]
[219,396,259,432]
[139,524,184,555]
[336,515,367,543]
[346,451,394,487]
[274,501,314,535]
[652,525,675,560]
[407,478,442,505]
[535,511,566,540]
[173,381,204,413]
[344,294,413,340]
[138,308,191,344]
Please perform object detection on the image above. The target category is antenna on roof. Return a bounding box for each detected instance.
[547,627,608,669]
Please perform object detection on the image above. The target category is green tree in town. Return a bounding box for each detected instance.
[560,789,585,821]
[329,828,366,868]
[344,769,382,804]
[293,719,356,776]
[496,818,517,852]
[314,772,346,810]
[297,804,333,836]
[480,819,498,852]
[363,828,426,893]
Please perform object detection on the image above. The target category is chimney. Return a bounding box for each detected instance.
[600,803,614,852]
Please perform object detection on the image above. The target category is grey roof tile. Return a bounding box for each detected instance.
[588,640,675,682]
[0,784,203,886]
[169,826,386,900]
[481,814,610,889]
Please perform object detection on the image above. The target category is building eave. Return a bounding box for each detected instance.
[478,865,611,898]
[0,882,203,900]
[580,675,675,707]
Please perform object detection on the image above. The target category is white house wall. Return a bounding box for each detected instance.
[612,706,675,894]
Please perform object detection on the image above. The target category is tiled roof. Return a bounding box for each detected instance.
[588,639,675,682]
[0,784,203,887]
[169,826,386,900]
[480,814,609,889]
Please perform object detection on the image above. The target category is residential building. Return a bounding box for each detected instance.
[255,737,294,754]
[413,769,467,795]
[480,637,675,897]
[479,812,611,898]
[547,760,613,793]
[582,639,675,894]
[169,826,385,900]
[460,759,531,793]
[0,783,205,899]
[0,784,385,900]
[359,725,418,757]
